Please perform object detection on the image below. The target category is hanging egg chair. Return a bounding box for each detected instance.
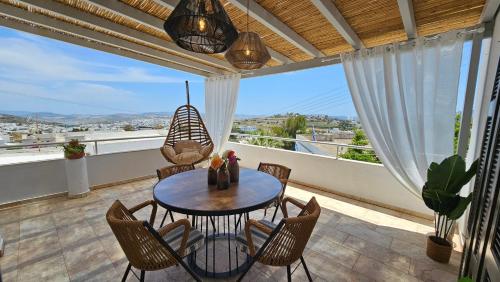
[160,81,214,165]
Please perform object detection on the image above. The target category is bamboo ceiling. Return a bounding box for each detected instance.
[0,0,488,77]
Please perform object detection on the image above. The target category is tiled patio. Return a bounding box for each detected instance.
[0,178,461,282]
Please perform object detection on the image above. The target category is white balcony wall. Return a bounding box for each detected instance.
[224,142,432,216]
[0,148,168,206]
[1,140,431,217]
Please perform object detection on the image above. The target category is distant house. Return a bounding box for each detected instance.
[0,134,8,145]
[239,125,257,132]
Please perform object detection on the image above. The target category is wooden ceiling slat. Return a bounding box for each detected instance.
[333,0,407,48]
[413,0,485,37]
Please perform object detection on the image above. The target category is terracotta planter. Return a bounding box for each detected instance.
[66,152,85,160]
[208,167,217,185]
[426,236,452,263]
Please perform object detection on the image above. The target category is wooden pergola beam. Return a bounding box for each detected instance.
[241,54,341,78]
[150,0,293,64]
[227,0,325,58]
[0,3,224,75]
[19,0,235,72]
[480,0,500,23]
[310,0,363,49]
[396,0,417,39]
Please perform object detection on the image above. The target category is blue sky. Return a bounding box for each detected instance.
[0,26,471,117]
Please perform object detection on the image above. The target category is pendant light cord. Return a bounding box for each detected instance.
[246,0,249,33]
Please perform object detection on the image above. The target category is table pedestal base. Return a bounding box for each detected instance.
[187,213,251,279]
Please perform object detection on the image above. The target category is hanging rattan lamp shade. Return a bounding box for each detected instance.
[164,0,238,54]
[225,32,271,70]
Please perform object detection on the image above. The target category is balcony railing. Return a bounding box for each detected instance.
[0,133,378,164]
[229,133,378,162]
[0,135,166,165]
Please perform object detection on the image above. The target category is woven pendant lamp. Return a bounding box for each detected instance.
[164,0,238,54]
[225,0,270,69]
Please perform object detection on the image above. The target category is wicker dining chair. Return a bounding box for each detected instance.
[257,162,291,222]
[236,197,321,282]
[156,164,195,227]
[106,199,203,282]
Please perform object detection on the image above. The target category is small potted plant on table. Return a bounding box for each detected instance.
[63,139,90,198]
[422,155,477,263]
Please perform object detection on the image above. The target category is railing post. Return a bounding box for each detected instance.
[94,141,98,155]
[336,146,339,159]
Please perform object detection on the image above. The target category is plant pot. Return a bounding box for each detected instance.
[65,157,90,198]
[426,236,452,263]
[66,152,85,160]
[228,161,239,183]
[208,167,217,185]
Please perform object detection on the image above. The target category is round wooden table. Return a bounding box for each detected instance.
[153,168,282,278]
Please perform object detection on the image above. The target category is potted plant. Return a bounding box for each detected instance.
[422,155,477,263]
[63,139,90,198]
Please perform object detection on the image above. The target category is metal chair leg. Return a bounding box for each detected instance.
[168,210,175,222]
[160,210,175,227]
[301,256,312,282]
[179,257,202,282]
[271,203,281,222]
[237,256,257,282]
[286,265,292,282]
[139,270,145,282]
[160,212,167,227]
[121,263,131,282]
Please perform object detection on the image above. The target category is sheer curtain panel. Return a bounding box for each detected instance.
[205,74,241,153]
[341,31,465,197]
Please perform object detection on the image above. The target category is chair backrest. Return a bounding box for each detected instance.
[156,164,195,181]
[164,105,213,148]
[257,163,291,184]
[106,200,177,270]
[257,197,321,266]
[258,163,291,199]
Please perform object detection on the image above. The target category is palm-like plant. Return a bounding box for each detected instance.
[422,155,478,243]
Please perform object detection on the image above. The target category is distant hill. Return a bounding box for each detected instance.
[0,113,29,124]
[0,113,64,126]
[0,111,174,125]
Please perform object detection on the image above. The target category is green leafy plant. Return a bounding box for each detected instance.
[422,155,477,243]
[340,129,380,164]
[63,139,86,160]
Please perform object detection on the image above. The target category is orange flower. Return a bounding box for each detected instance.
[210,154,224,170]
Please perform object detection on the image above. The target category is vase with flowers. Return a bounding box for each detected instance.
[208,153,223,185]
[217,161,230,190]
[223,150,241,183]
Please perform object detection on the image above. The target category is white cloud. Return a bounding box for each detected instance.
[0,36,186,83]
[0,79,139,113]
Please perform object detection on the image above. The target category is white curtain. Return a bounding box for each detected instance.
[205,74,241,153]
[341,31,465,197]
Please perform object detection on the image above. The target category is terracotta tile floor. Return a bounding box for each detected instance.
[0,178,461,282]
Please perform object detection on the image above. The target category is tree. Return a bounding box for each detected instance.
[284,115,306,138]
[123,124,135,131]
[340,129,380,163]
[337,119,356,131]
